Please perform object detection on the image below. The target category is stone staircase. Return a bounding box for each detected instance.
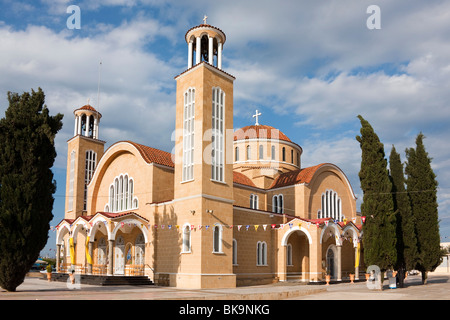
[44,273,154,286]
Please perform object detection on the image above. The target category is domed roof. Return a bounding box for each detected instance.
[234,125,292,143]
[74,104,102,117]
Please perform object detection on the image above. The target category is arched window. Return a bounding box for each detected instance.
[182,224,191,253]
[271,145,276,160]
[211,87,225,182]
[287,243,293,266]
[183,88,195,182]
[135,234,145,265]
[109,175,138,213]
[246,145,251,160]
[259,145,264,160]
[68,150,76,211]
[250,194,259,210]
[235,146,239,162]
[213,224,222,253]
[321,189,342,221]
[84,150,97,211]
[282,147,286,162]
[232,239,237,265]
[272,194,284,213]
[257,241,267,266]
[291,149,294,164]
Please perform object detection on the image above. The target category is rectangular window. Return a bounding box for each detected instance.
[211,87,225,182]
[183,88,195,182]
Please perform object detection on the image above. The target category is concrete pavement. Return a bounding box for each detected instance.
[0,273,449,300]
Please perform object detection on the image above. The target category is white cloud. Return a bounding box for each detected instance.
[0,17,178,170]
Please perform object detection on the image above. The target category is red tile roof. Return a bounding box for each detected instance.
[269,163,327,189]
[125,141,175,168]
[96,211,149,222]
[233,171,257,188]
[234,125,292,143]
[74,104,102,117]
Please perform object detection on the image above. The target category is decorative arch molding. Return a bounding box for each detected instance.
[342,224,360,248]
[319,223,342,246]
[110,217,149,243]
[308,163,357,200]
[281,224,313,246]
[56,222,72,245]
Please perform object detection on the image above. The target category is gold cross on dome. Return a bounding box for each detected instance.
[253,109,262,125]
[203,15,208,24]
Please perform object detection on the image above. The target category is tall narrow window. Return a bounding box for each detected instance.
[272,194,284,213]
[257,241,267,266]
[213,224,222,253]
[232,239,238,265]
[84,150,97,211]
[68,150,75,211]
[183,88,195,182]
[282,147,286,162]
[182,224,191,253]
[246,145,251,160]
[271,145,276,160]
[235,146,239,162]
[109,175,137,213]
[291,149,294,163]
[250,194,259,209]
[211,87,225,182]
[321,189,342,221]
[259,145,264,160]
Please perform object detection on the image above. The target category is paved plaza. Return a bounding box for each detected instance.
[0,273,449,301]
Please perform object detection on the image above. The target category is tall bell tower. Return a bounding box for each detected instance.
[172,18,236,288]
[65,104,105,220]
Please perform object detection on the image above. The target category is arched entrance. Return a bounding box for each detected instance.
[280,225,312,282]
[326,245,337,279]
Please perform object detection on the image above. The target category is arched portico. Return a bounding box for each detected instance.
[56,212,151,278]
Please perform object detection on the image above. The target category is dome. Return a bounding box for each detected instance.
[74,104,102,118]
[234,125,292,143]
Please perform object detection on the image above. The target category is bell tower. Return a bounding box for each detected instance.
[172,19,236,288]
[65,103,105,220]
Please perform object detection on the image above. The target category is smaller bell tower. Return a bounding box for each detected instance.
[65,103,105,220]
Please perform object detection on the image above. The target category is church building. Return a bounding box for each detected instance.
[56,20,364,289]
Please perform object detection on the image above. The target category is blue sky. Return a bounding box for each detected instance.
[1,0,450,256]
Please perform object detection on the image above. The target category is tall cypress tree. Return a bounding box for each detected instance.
[389,145,418,287]
[405,133,441,284]
[0,88,63,292]
[356,115,396,273]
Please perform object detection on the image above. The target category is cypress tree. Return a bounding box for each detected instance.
[356,115,396,273]
[389,145,418,287]
[0,88,63,292]
[405,133,441,284]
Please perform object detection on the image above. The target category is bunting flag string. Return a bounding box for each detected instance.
[51,217,363,233]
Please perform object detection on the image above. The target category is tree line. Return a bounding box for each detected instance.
[356,115,442,287]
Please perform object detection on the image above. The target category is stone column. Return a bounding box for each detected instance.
[188,41,193,69]
[196,36,201,65]
[217,41,223,69]
[354,245,359,280]
[337,245,342,281]
[56,244,61,272]
[87,241,93,274]
[107,239,114,276]
[208,36,214,65]
[85,114,90,137]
